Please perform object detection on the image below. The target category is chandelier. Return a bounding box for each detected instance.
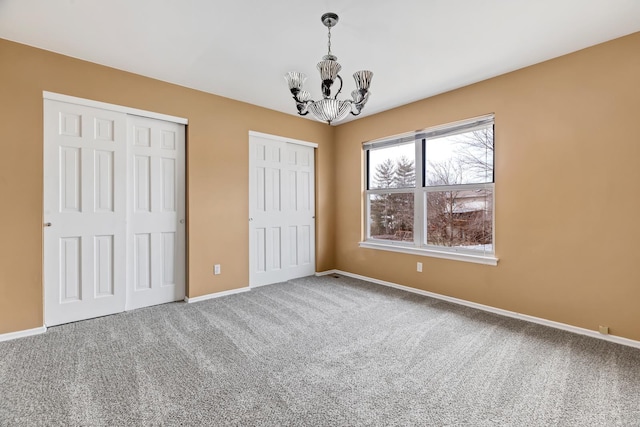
[285,13,373,125]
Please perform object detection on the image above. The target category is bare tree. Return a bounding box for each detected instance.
[453,127,494,182]
[425,158,492,248]
[426,160,463,246]
[427,159,464,186]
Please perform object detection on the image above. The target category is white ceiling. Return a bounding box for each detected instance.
[1,0,640,124]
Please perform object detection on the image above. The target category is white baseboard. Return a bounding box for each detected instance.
[0,326,47,343]
[185,287,251,304]
[315,270,339,276]
[331,270,640,350]
[249,282,277,288]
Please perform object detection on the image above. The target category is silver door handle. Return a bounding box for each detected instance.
[249,218,253,221]
[44,222,52,227]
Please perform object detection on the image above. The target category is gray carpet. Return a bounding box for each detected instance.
[1,275,639,426]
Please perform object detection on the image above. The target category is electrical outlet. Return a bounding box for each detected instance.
[417,262,423,272]
[214,264,221,275]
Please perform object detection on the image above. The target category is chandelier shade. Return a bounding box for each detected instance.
[353,70,373,91]
[285,13,373,125]
[285,72,307,93]
[296,90,311,102]
[317,60,341,82]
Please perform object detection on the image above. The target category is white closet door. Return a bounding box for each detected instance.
[43,100,127,326]
[127,115,185,310]
[44,98,186,326]
[249,134,316,287]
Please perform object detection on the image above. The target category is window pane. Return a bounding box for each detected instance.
[425,188,493,252]
[368,193,414,241]
[368,143,415,189]
[425,126,493,185]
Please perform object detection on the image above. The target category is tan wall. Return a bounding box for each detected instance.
[334,32,640,341]
[0,38,335,334]
[2,32,639,342]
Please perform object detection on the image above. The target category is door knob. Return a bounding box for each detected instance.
[44,222,52,227]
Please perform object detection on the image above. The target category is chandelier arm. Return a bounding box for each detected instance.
[350,90,370,116]
[333,74,343,100]
[350,102,362,116]
[292,95,311,116]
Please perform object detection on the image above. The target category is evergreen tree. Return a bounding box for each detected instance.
[369,157,415,239]
[374,159,395,189]
[370,159,396,237]
[394,156,415,188]
[392,156,415,236]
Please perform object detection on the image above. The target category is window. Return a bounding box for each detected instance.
[361,115,496,265]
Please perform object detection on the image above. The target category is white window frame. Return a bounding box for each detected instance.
[360,114,498,266]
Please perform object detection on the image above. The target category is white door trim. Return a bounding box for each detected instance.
[249,130,318,149]
[43,91,188,125]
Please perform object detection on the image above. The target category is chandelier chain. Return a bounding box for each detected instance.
[327,26,332,56]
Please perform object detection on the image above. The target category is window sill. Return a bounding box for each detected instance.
[358,241,498,266]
